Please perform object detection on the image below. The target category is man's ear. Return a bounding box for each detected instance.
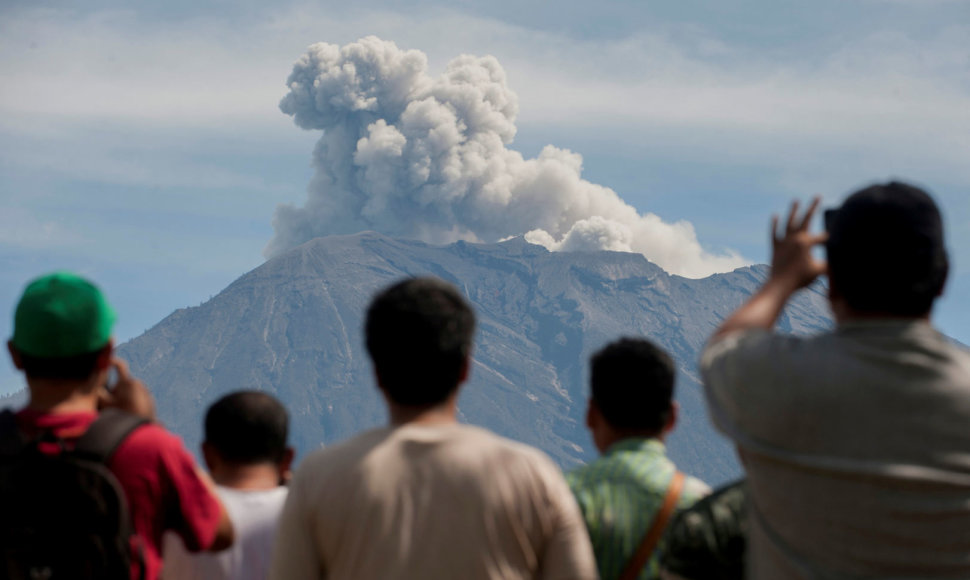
[94,340,114,371]
[278,447,296,485]
[826,276,850,321]
[457,355,471,385]
[373,368,390,403]
[585,399,598,430]
[936,259,950,298]
[201,441,219,473]
[662,401,679,436]
[7,341,24,370]
[827,275,839,302]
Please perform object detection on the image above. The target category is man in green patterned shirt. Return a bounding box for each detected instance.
[567,338,710,580]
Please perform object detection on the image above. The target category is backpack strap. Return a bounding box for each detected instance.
[75,408,149,464]
[618,470,686,580]
[77,408,151,580]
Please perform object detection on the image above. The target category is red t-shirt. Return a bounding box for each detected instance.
[16,409,222,580]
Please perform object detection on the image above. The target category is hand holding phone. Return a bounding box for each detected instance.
[98,357,157,421]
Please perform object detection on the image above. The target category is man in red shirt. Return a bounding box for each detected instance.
[5,271,234,579]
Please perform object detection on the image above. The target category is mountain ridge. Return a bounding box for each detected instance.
[113,232,831,485]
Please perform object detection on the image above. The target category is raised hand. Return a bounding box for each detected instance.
[710,196,829,340]
[98,357,157,420]
[769,197,828,293]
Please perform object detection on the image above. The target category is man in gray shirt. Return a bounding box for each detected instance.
[702,182,970,579]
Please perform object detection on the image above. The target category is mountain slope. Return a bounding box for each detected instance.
[118,233,832,485]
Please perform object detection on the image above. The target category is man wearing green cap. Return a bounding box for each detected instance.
[3,272,234,580]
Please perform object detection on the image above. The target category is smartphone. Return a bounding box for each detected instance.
[104,366,120,392]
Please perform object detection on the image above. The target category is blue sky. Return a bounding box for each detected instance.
[2,0,968,394]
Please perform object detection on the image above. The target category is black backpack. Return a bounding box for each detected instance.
[0,407,148,580]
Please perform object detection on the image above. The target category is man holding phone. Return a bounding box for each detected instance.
[701,182,970,578]
[2,271,234,579]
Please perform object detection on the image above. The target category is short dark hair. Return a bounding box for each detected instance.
[825,181,948,317]
[204,391,289,465]
[365,277,476,406]
[590,338,675,432]
[19,348,104,381]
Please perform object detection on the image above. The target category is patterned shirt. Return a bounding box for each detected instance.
[567,438,710,580]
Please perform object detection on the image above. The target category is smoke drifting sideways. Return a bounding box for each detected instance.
[269,36,746,278]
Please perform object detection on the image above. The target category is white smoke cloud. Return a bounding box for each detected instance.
[269,36,746,277]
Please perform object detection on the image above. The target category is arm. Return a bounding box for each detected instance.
[711,197,827,342]
[538,463,598,580]
[193,466,235,552]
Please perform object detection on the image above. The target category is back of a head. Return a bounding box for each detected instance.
[205,391,289,465]
[365,277,476,406]
[591,337,675,433]
[825,181,948,317]
[11,272,117,381]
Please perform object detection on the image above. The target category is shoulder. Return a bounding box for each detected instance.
[116,422,188,457]
[701,329,829,392]
[434,425,572,499]
[290,427,391,489]
[290,428,395,486]
[566,454,613,489]
[110,422,203,482]
[454,425,562,472]
[702,328,805,367]
[679,474,712,505]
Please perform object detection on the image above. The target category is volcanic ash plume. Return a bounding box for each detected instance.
[269,36,745,278]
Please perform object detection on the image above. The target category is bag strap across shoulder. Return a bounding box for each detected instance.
[619,470,686,580]
[75,408,149,464]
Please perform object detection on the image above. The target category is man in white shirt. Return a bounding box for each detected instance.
[269,277,598,580]
[164,391,293,580]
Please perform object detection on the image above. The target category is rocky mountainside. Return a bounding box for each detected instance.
[118,233,832,485]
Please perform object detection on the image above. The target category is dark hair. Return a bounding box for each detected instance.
[19,348,104,381]
[204,391,289,465]
[590,337,675,432]
[365,277,476,406]
[825,181,948,317]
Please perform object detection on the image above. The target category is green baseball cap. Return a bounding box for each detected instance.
[11,272,116,358]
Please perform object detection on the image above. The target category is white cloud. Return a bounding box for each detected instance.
[269,37,745,277]
[1,2,967,274]
[3,5,967,172]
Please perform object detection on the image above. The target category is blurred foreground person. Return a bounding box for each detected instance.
[164,391,293,580]
[568,338,709,580]
[702,181,970,578]
[269,277,597,580]
[1,272,233,580]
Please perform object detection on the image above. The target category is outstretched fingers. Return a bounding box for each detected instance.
[785,200,801,233]
[798,196,822,231]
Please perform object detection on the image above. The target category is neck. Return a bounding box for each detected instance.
[596,429,663,454]
[829,294,933,325]
[387,398,458,427]
[26,376,102,413]
[834,308,931,325]
[210,463,283,491]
